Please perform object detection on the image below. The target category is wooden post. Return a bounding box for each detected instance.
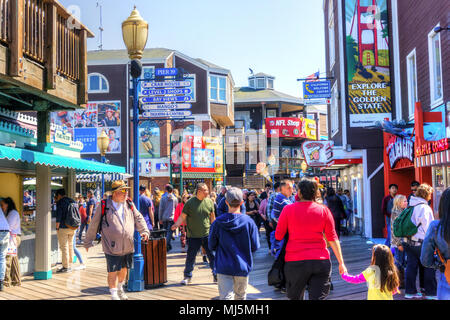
[45,2,57,89]
[78,29,88,104]
[9,0,24,77]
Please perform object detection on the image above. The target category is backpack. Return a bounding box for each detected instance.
[436,248,450,285]
[64,201,81,230]
[393,205,421,238]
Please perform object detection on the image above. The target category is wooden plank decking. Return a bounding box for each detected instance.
[0,234,407,300]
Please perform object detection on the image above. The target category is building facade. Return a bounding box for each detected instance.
[81,49,234,195]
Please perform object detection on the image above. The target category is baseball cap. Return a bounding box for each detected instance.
[226,187,243,207]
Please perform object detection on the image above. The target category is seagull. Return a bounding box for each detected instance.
[249,68,254,75]
[4,140,16,148]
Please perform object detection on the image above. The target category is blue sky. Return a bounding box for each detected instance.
[60,0,325,98]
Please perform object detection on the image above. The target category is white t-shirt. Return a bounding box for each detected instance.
[0,207,10,231]
[6,210,21,235]
[112,200,125,223]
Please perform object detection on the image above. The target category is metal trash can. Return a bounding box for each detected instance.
[142,229,168,288]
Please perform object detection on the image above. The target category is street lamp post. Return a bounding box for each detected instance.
[97,130,110,197]
[122,6,148,292]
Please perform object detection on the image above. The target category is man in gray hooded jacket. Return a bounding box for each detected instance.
[159,184,178,252]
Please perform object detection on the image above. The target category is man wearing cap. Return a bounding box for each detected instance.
[158,184,178,252]
[209,188,260,300]
[84,181,150,300]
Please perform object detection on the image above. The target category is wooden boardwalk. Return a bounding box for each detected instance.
[0,233,407,300]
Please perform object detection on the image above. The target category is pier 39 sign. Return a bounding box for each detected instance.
[386,136,414,169]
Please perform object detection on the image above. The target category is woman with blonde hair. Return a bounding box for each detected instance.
[405,183,436,299]
[390,194,408,289]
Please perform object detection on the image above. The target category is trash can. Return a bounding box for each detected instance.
[142,229,168,288]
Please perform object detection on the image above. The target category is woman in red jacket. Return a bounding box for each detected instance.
[174,194,190,253]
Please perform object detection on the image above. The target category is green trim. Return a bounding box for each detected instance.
[34,270,52,280]
[0,144,126,174]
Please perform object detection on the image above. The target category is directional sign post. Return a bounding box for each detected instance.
[141,103,192,111]
[155,68,178,77]
[141,88,191,96]
[303,81,331,99]
[141,110,192,118]
[142,81,191,88]
[140,96,192,104]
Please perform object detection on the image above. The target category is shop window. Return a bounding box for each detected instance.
[406,49,418,119]
[428,26,443,108]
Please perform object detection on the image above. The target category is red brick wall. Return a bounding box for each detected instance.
[397,0,450,115]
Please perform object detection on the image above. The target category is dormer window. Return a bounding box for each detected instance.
[248,73,275,90]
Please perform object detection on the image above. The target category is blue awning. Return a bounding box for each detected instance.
[0,145,126,174]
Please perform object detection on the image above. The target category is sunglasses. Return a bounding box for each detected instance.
[116,189,128,194]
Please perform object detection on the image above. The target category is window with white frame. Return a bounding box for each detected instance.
[331,83,338,136]
[88,73,109,93]
[428,26,443,107]
[268,79,274,89]
[210,75,227,103]
[249,78,255,88]
[256,78,265,89]
[406,49,418,118]
[328,0,335,67]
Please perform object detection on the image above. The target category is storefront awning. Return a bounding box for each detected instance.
[76,173,132,182]
[0,145,126,174]
[416,149,450,168]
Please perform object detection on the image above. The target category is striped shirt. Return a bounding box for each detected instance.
[271,193,293,221]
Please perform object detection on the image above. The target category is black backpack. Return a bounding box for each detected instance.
[64,200,81,230]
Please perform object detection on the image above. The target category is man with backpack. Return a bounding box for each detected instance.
[84,181,150,300]
[55,188,80,273]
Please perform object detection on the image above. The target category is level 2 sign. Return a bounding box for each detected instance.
[141,88,191,96]
[303,81,331,99]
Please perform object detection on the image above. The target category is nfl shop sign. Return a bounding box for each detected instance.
[301,141,334,167]
[386,136,414,169]
[265,118,306,138]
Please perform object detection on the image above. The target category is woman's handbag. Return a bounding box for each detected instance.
[268,233,288,287]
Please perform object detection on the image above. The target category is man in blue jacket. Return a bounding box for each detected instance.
[209,187,260,300]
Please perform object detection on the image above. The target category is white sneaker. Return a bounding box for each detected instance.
[118,289,129,300]
[75,264,86,270]
[111,294,120,300]
[181,277,192,285]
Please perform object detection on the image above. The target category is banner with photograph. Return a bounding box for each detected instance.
[139,120,161,159]
[52,100,121,154]
[345,0,392,127]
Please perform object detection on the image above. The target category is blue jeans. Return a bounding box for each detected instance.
[78,222,88,241]
[384,216,391,247]
[73,232,84,265]
[394,247,406,269]
[184,237,215,278]
[404,244,436,296]
[163,221,175,251]
[438,272,450,300]
[0,231,10,281]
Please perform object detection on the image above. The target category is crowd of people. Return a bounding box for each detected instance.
[0,177,448,302]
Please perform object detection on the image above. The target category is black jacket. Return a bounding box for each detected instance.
[326,195,346,220]
[56,197,75,229]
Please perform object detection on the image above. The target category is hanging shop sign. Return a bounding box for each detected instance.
[140,96,192,104]
[345,0,392,127]
[141,110,192,118]
[54,129,72,146]
[416,138,449,157]
[266,117,307,138]
[386,136,414,169]
[301,141,334,167]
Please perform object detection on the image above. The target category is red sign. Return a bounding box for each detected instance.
[266,118,306,138]
[415,138,449,157]
[386,136,414,169]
